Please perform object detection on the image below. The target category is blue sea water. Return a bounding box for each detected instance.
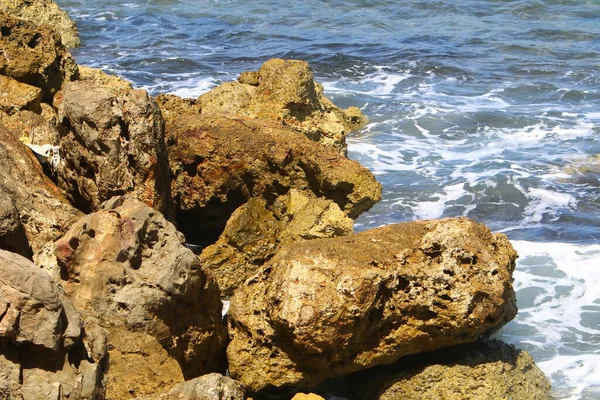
[56,0,600,398]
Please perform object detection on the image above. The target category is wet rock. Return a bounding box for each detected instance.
[353,339,551,400]
[198,59,367,154]
[54,77,173,219]
[0,189,31,258]
[0,11,78,102]
[201,189,353,296]
[227,218,518,391]
[134,373,246,400]
[0,0,80,48]
[167,114,380,245]
[0,75,42,115]
[51,196,227,398]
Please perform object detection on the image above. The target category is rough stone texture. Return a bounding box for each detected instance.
[201,189,353,296]
[0,75,42,115]
[156,93,201,124]
[354,339,551,400]
[198,59,367,154]
[0,0,80,48]
[167,114,380,245]
[54,78,173,219]
[51,196,227,398]
[78,66,133,91]
[134,373,246,400]
[0,108,61,145]
[227,218,518,391]
[0,11,78,102]
[0,189,31,258]
[0,123,81,254]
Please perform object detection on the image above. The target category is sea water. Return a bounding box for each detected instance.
[55,1,600,398]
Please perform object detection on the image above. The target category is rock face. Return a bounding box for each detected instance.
[198,59,366,154]
[0,189,31,258]
[54,77,173,219]
[167,114,380,245]
[0,123,81,254]
[201,189,353,296]
[0,75,42,115]
[0,11,78,101]
[134,373,246,400]
[0,0,80,48]
[227,218,518,391]
[354,339,551,400]
[0,249,104,400]
[52,196,227,398]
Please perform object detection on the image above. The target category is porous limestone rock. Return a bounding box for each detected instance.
[201,189,353,296]
[0,75,42,115]
[0,189,31,258]
[52,196,227,398]
[227,218,518,391]
[0,108,61,146]
[198,58,367,154]
[134,373,246,400]
[354,339,551,400]
[0,123,81,254]
[54,78,173,219]
[156,93,201,124]
[167,114,380,245]
[0,0,80,48]
[0,11,78,101]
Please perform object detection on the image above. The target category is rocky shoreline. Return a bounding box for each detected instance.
[0,2,551,399]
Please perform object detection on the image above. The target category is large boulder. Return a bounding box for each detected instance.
[353,339,551,400]
[197,59,366,154]
[0,11,78,102]
[54,74,173,219]
[227,218,518,391]
[134,373,246,400]
[167,114,380,246]
[0,0,80,48]
[201,189,353,296]
[0,123,81,254]
[49,196,227,398]
[0,249,104,400]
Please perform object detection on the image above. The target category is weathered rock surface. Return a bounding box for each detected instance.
[354,339,551,400]
[0,189,31,258]
[0,0,80,48]
[227,218,518,391]
[201,189,353,296]
[0,249,104,400]
[0,75,42,115]
[54,77,173,219]
[0,11,78,101]
[0,123,81,254]
[50,196,227,398]
[198,59,366,154]
[0,107,61,146]
[134,373,246,400]
[167,114,380,245]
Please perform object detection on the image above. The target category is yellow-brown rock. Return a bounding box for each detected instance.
[0,75,42,115]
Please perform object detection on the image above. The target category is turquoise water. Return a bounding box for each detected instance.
[57,1,600,398]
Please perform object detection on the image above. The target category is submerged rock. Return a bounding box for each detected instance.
[198,58,367,154]
[227,218,518,391]
[353,339,551,400]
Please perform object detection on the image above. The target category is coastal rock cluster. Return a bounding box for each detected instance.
[0,1,551,399]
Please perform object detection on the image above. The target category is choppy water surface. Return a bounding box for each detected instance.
[57,0,600,397]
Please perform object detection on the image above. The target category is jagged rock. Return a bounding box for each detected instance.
[227,218,518,391]
[201,189,353,296]
[167,114,380,246]
[0,11,78,102]
[0,108,61,145]
[0,123,81,254]
[50,196,227,398]
[155,93,201,124]
[78,66,133,91]
[54,78,173,219]
[198,58,367,154]
[0,0,80,48]
[0,75,42,115]
[0,189,31,258]
[353,339,551,400]
[134,373,246,400]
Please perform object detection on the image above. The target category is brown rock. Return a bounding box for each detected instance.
[198,59,367,154]
[0,189,31,258]
[0,0,80,48]
[0,108,60,145]
[51,196,227,397]
[201,190,353,296]
[354,339,551,400]
[291,394,325,400]
[54,78,173,219]
[227,218,518,391]
[167,114,380,245]
[0,75,42,115]
[0,11,78,102]
[155,93,201,125]
[134,373,246,400]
